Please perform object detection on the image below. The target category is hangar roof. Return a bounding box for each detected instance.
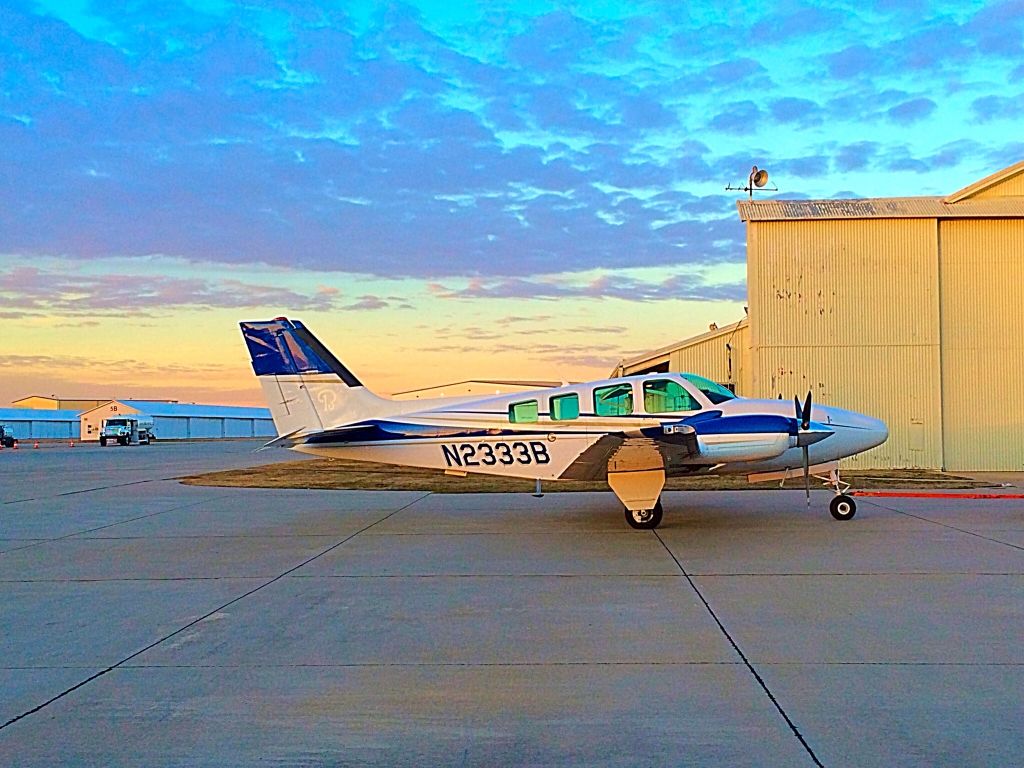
[118,400,272,419]
[615,318,748,371]
[0,408,82,421]
[738,159,1024,222]
[737,196,1024,222]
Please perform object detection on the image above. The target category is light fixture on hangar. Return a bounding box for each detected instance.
[726,165,778,199]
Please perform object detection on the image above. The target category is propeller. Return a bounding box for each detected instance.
[794,391,813,505]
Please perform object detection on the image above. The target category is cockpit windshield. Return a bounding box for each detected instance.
[682,374,736,404]
[106,419,128,426]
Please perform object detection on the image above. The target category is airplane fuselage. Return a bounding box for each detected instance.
[291,373,888,481]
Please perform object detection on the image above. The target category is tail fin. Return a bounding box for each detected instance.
[240,317,391,437]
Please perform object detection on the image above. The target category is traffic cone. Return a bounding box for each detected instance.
[69,440,75,448]
[12,441,17,450]
[33,441,39,449]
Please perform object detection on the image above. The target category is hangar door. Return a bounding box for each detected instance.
[224,419,254,438]
[940,219,1024,470]
[189,418,225,439]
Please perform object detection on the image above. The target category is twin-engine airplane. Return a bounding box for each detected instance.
[241,318,888,529]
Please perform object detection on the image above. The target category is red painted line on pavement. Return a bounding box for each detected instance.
[853,491,1024,499]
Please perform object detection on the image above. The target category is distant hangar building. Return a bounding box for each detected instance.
[1,398,275,442]
[0,408,81,440]
[79,401,276,442]
[615,160,1024,471]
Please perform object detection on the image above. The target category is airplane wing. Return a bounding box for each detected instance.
[558,432,701,481]
[559,410,834,481]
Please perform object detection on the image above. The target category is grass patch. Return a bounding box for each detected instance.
[181,458,990,493]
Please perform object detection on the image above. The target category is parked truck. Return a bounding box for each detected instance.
[99,416,154,446]
[0,425,16,448]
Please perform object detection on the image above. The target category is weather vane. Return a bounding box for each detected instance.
[725,165,778,199]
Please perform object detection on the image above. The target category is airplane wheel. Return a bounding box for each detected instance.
[625,499,663,530]
[830,495,856,521]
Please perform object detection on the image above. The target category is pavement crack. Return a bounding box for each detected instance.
[654,530,826,768]
[0,491,431,733]
[3,477,168,505]
[0,497,215,556]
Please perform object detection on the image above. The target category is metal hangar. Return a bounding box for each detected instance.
[615,160,1024,471]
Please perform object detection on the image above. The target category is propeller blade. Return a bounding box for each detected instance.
[802,445,810,506]
[801,391,813,431]
[794,395,802,422]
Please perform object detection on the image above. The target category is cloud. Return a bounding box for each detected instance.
[340,295,405,311]
[0,266,345,315]
[886,97,936,124]
[428,271,746,303]
[835,142,880,172]
[0,0,1018,287]
[708,101,762,134]
[971,94,1024,123]
[769,98,824,127]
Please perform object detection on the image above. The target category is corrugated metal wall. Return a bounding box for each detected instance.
[31,420,76,439]
[189,417,224,439]
[939,219,1024,470]
[1,419,76,440]
[748,218,943,468]
[254,419,275,437]
[225,419,254,438]
[153,416,188,440]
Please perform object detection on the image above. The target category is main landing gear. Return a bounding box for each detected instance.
[625,499,663,530]
[609,469,667,531]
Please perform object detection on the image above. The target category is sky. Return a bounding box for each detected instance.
[1,0,1022,406]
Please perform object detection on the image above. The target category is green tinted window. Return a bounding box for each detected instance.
[682,374,736,404]
[643,379,701,413]
[508,400,538,423]
[550,393,580,420]
[593,383,633,416]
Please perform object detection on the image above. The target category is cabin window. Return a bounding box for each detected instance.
[682,373,737,404]
[643,379,701,413]
[508,400,539,423]
[550,393,580,420]
[593,383,633,416]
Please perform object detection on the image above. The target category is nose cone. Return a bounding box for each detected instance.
[823,407,888,456]
[858,414,889,452]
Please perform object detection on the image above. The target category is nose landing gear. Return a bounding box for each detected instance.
[829,494,856,520]
[825,468,856,520]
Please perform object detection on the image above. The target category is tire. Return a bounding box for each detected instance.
[100,437,107,447]
[830,495,857,521]
[625,499,664,530]
[118,437,126,446]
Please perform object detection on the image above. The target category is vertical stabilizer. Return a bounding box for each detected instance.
[240,318,391,437]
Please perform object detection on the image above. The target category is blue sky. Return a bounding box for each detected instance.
[0,0,1022,403]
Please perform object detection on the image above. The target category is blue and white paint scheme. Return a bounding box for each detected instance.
[241,318,888,529]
